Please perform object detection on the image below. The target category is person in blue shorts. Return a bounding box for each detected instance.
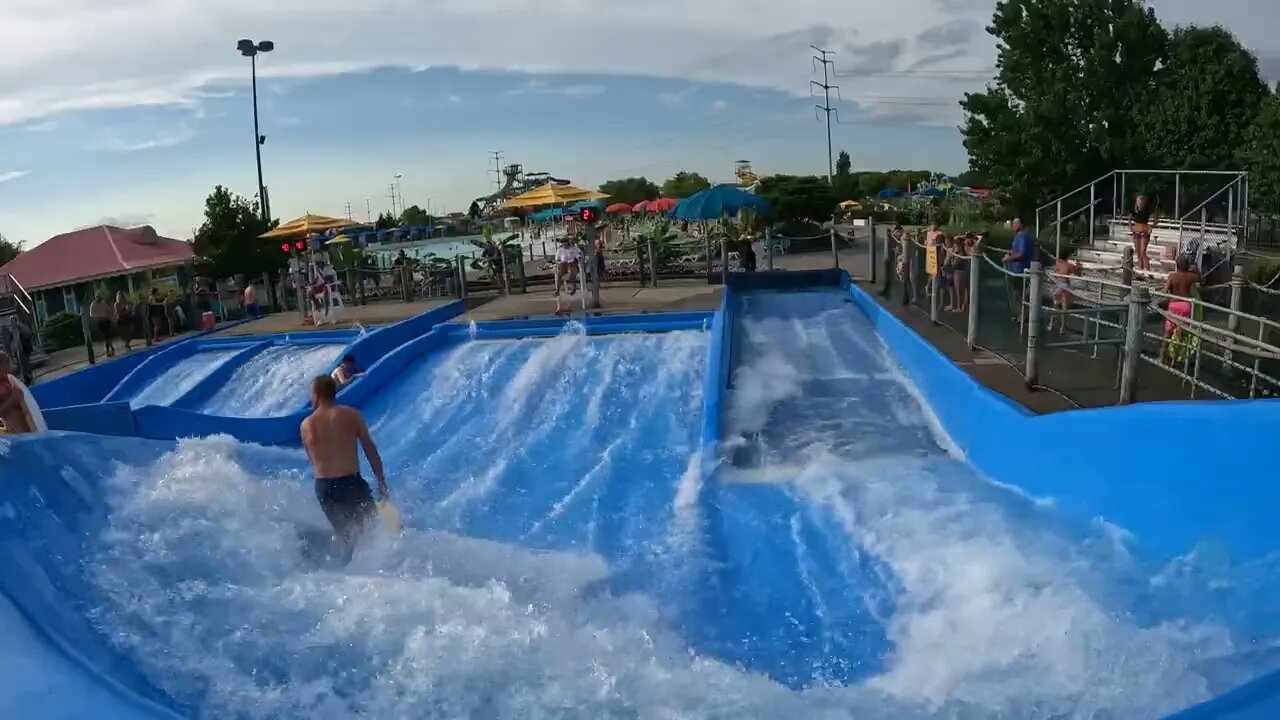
[300,375,389,565]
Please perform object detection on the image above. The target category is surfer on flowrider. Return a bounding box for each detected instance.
[0,351,45,434]
[554,236,584,315]
[300,375,393,565]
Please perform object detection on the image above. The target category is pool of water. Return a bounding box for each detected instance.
[129,349,241,409]
[2,304,1276,719]
[197,344,346,417]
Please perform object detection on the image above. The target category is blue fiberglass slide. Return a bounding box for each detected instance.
[3,284,1280,717]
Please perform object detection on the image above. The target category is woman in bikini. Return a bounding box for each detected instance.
[1132,193,1154,272]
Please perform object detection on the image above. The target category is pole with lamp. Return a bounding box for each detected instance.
[236,39,274,221]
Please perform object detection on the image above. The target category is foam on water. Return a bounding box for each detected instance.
[130,349,241,408]
[197,344,346,417]
[8,301,1276,719]
[713,288,1264,718]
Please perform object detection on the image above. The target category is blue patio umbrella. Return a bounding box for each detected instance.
[919,187,946,198]
[567,199,604,213]
[667,184,772,221]
[876,187,903,200]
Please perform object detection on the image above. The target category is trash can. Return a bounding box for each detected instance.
[201,311,216,330]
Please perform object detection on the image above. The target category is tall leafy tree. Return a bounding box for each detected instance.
[0,234,22,266]
[1144,25,1268,171]
[960,0,1167,213]
[191,185,279,280]
[598,177,660,206]
[661,171,712,199]
[1241,92,1280,213]
[468,200,482,219]
[833,151,857,200]
[857,172,889,198]
[400,205,433,227]
[757,175,836,225]
[374,212,397,230]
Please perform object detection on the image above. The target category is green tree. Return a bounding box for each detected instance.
[191,185,279,280]
[833,151,857,200]
[0,234,22,266]
[955,169,992,188]
[756,175,837,225]
[468,200,482,219]
[960,0,1167,213]
[374,211,397,230]
[884,170,934,192]
[599,177,660,206]
[661,171,712,199]
[400,205,433,227]
[1144,26,1267,171]
[856,172,889,198]
[1241,92,1280,213]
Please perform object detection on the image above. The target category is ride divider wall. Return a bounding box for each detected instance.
[44,300,713,445]
[30,318,258,409]
[840,272,1280,720]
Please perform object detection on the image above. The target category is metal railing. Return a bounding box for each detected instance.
[876,226,1280,404]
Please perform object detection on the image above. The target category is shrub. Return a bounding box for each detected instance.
[40,311,83,351]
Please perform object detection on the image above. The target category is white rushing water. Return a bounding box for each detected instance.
[199,344,345,417]
[129,349,241,408]
[61,310,1268,719]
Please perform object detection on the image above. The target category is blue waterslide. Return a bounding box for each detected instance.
[4,275,1280,718]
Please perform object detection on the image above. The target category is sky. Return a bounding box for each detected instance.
[1,0,1278,247]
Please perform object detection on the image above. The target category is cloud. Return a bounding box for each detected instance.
[710,99,730,113]
[0,0,1274,129]
[505,78,606,98]
[96,214,155,228]
[21,120,58,132]
[448,94,463,104]
[95,125,196,153]
[0,170,29,184]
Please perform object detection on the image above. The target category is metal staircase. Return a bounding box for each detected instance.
[1034,169,1247,297]
[0,274,47,380]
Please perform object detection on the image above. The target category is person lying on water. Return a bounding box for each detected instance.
[330,354,365,389]
[301,375,390,565]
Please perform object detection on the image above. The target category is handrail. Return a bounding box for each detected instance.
[1035,171,1116,214]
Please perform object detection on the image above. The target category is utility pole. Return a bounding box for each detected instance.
[811,45,841,185]
[365,198,371,223]
[344,202,352,222]
[387,184,398,217]
[489,150,504,191]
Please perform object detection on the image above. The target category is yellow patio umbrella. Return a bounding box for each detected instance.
[838,200,861,210]
[325,234,353,245]
[259,214,352,239]
[501,183,608,210]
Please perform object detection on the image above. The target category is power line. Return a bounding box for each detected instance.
[811,45,841,185]
[488,150,504,190]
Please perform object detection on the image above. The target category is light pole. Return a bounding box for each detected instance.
[237,38,274,221]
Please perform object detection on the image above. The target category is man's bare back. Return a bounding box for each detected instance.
[301,376,388,563]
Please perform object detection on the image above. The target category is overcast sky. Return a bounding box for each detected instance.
[1,0,1276,245]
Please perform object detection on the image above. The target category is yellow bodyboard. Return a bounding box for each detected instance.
[377,499,403,535]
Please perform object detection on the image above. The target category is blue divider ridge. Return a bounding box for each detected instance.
[99,340,200,404]
[40,402,138,437]
[126,309,712,444]
[170,341,274,411]
[833,275,1280,720]
[30,318,256,409]
[699,291,732,479]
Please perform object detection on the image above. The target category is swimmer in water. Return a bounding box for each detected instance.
[300,375,389,565]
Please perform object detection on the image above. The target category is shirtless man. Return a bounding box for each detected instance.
[300,375,389,564]
[0,353,31,434]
